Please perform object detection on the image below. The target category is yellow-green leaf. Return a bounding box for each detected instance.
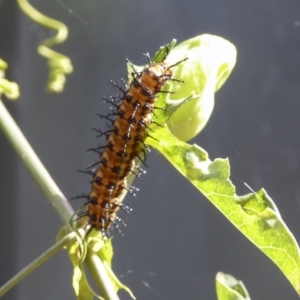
[216,272,251,300]
[165,34,237,141]
[147,127,300,295]
[129,34,236,142]
[58,227,135,299]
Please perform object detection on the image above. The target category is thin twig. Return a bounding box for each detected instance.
[0,99,74,229]
[0,231,77,297]
[0,100,119,299]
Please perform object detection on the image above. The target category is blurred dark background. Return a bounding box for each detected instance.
[1,0,300,299]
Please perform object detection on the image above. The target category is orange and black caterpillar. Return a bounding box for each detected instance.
[76,47,185,238]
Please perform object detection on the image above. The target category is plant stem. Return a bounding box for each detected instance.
[0,99,74,229]
[0,231,77,297]
[0,100,120,299]
[85,250,120,300]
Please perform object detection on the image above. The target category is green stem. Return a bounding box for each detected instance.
[85,250,120,300]
[0,231,77,297]
[0,99,74,229]
[0,100,119,299]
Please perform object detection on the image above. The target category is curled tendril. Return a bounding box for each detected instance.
[17,0,73,93]
[0,59,20,100]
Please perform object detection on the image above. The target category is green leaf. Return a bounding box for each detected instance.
[147,127,300,295]
[216,272,251,300]
[164,34,237,141]
[128,34,237,142]
[58,227,135,299]
[151,39,177,63]
[89,233,135,299]
[67,234,94,300]
[143,36,300,295]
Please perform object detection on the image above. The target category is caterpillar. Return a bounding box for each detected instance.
[77,46,185,239]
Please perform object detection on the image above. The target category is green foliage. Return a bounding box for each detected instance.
[57,227,135,299]
[17,0,73,93]
[49,34,300,299]
[145,35,300,296]
[0,59,19,100]
[164,35,237,141]
[216,272,251,300]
